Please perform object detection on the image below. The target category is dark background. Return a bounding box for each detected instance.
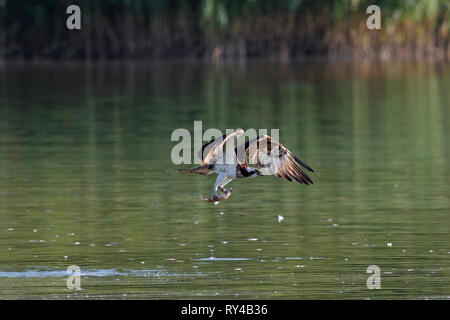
[0,0,449,61]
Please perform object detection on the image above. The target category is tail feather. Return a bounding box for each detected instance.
[179,165,214,175]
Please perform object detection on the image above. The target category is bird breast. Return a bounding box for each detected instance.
[214,163,237,178]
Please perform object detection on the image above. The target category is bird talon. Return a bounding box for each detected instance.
[200,189,232,202]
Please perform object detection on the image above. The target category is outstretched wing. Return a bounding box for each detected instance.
[244,135,314,185]
[198,129,244,165]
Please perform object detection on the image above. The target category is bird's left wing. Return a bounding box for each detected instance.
[198,129,244,165]
[244,135,314,185]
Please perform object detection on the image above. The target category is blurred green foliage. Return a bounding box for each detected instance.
[0,0,448,59]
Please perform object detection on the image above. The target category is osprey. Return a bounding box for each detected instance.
[179,129,314,202]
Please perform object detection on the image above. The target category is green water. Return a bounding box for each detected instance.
[0,61,448,299]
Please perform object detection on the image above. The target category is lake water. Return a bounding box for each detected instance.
[0,61,448,299]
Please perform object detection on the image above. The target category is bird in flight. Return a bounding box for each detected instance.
[179,129,314,202]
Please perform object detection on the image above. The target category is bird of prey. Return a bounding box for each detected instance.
[179,129,314,202]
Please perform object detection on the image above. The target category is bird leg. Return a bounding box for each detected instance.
[209,186,218,200]
[218,177,233,193]
[201,174,232,202]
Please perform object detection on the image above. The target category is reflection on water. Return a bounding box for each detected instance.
[0,268,128,278]
[0,268,208,278]
[0,61,449,299]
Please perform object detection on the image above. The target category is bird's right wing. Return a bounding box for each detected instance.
[244,135,314,185]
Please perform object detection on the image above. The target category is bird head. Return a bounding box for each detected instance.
[247,168,262,177]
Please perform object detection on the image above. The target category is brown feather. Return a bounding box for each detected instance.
[244,134,314,185]
[179,165,214,175]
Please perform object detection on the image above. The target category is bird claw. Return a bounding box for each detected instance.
[200,189,232,202]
